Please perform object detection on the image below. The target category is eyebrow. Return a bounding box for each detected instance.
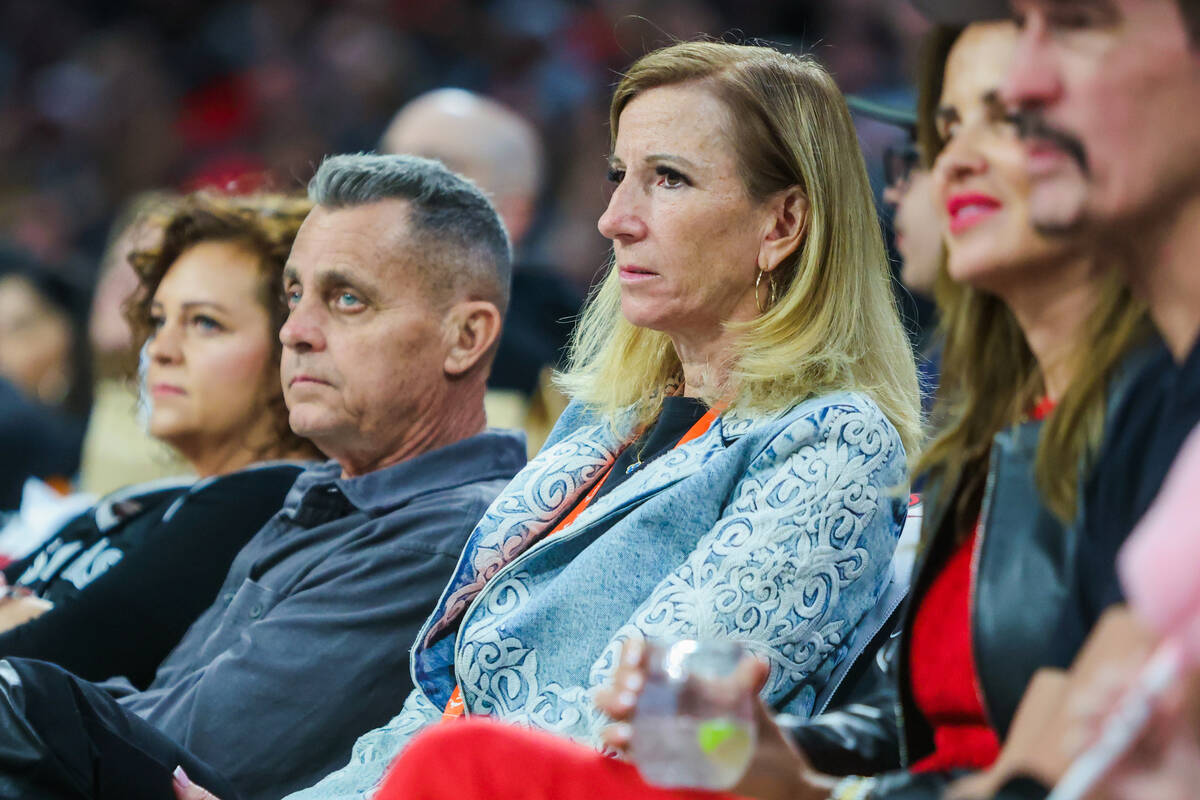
[283,265,380,299]
[607,153,702,171]
[150,299,231,314]
[934,105,959,132]
[982,89,1007,119]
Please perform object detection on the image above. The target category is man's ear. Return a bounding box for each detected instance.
[758,187,809,273]
[443,300,503,377]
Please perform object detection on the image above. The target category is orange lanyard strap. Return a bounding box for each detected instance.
[441,402,726,721]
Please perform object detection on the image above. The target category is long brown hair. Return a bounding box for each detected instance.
[913,25,1153,527]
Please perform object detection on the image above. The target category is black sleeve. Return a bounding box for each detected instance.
[786,604,903,776]
[0,465,301,688]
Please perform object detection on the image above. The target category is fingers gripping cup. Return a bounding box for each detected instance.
[629,639,756,790]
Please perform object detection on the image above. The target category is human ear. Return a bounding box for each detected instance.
[757,187,809,273]
[443,300,503,377]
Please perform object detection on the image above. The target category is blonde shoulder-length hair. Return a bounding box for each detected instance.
[557,40,922,458]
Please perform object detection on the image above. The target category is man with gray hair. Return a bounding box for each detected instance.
[381,89,581,443]
[0,153,526,800]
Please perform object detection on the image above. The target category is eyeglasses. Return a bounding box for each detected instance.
[883,143,922,190]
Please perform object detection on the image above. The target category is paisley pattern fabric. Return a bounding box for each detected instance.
[288,392,908,800]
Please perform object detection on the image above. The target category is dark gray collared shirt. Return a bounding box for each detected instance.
[111,430,526,800]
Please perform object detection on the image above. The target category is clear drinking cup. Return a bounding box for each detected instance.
[629,639,757,790]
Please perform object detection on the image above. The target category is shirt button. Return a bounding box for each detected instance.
[249,603,264,619]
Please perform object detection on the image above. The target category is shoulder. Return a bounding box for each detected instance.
[740,390,904,462]
[166,462,306,518]
[538,399,617,451]
[351,479,503,561]
[190,462,306,497]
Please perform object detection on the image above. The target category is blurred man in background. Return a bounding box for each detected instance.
[381,88,581,451]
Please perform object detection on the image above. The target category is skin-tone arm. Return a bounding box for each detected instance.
[595,638,839,800]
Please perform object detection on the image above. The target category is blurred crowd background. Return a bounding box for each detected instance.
[0,0,937,509]
[0,0,928,288]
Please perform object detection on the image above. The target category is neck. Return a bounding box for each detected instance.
[671,327,739,400]
[179,436,260,479]
[1125,194,1200,363]
[998,254,1101,403]
[334,379,488,479]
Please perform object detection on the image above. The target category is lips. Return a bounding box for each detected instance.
[150,383,186,397]
[618,265,658,282]
[288,374,332,389]
[946,192,1002,235]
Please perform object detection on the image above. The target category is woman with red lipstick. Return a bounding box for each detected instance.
[0,193,321,690]
[352,22,1163,800]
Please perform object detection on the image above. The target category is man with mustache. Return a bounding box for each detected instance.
[0,153,527,800]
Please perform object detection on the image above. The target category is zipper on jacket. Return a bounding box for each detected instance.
[967,454,999,734]
[814,578,908,717]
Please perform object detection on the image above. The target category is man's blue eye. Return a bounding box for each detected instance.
[336,292,363,309]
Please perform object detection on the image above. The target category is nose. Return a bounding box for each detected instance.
[147,319,183,365]
[933,128,988,196]
[279,297,326,354]
[597,180,648,243]
[1000,12,1064,114]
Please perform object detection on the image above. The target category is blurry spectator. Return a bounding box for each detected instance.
[79,192,193,495]
[0,243,91,506]
[381,88,581,449]
[0,191,321,689]
[850,95,943,412]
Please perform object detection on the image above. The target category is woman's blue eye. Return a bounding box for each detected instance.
[284,288,301,307]
[193,315,223,332]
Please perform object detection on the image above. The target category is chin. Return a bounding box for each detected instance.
[286,405,337,441]
[945,248,1018,291]
[618,298,671,333]
[147,414,186,443]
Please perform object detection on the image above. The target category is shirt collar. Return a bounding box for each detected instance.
[290,429,526,515]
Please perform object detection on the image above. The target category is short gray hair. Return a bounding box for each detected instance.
[308,153,512,311]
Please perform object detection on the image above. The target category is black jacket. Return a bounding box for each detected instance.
[0,463,303,688]
[788,344,1170,799]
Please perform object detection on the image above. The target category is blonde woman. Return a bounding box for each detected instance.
[270,39,920,800]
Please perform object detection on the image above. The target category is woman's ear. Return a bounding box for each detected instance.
[758,188,809,273]
[443,300,503,377]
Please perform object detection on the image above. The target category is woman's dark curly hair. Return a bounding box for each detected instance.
[124,192,322,462]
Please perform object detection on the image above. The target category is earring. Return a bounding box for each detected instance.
[755,269,777,313]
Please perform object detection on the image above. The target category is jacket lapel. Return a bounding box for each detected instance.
[422,416,627,644]
[421,408,756,646]
[556,413,743,537]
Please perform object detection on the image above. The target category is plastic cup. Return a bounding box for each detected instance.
[629,639,756,790]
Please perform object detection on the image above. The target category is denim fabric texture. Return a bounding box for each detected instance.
[289,391,908,800]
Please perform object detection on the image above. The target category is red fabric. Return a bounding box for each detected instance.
[1029,395,1057,422]
[375,719,744,800]
[908,526,1001,773]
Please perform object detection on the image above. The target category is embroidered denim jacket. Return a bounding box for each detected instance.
[289,390,908,800]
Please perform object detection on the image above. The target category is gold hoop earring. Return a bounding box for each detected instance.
[755,269,777,313]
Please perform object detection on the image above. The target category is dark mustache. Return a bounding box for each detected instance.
[1013,110,1090,175]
